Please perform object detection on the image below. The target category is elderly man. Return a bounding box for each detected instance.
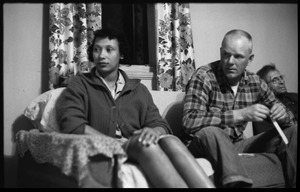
[257,63,298,121]
[253,63,298,135]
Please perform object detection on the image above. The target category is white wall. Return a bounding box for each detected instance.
[190,3,298,93]
[3,3,44,187]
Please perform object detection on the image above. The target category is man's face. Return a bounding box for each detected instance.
[266,70,287,95]
[220,36,254,85]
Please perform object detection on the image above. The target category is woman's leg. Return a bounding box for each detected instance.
[126,135,188,188]
[159,135,215,188]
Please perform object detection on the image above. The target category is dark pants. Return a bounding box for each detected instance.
[187,124,297,188]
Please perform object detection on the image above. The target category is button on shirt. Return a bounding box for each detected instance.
[96,70,125,138]
[183,60,296,142]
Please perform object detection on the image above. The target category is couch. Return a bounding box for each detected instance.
[16,88,286,188]
[16,88,213,188]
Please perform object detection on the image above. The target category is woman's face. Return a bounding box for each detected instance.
[92,37,122,76]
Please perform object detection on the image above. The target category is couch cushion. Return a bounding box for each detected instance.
[239,153,285,188]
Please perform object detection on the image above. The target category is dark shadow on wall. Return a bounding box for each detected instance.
[4,115,33,187]
[163,101,191,144]
[41,4,50,93]
[12,115,34,141]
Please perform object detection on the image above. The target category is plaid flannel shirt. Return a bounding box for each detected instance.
[183,60,296,142]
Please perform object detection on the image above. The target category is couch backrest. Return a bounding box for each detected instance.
[149,91,185,118]
[149,91,187,140]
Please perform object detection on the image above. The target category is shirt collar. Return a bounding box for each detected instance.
[115,71,125,93]
[95,69,125,94]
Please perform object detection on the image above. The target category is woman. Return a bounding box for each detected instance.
[56,27,214,188]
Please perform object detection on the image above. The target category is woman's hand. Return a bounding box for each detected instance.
[133,127,161,147]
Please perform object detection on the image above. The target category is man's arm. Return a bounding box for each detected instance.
[182,72,235,134]
[232,103,270,123]
[258,79,296,127]
[234,79,296,126]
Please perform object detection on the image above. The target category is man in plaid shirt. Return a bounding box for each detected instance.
[183,29,297,188]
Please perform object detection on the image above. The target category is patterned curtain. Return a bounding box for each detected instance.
[49,3,102,89]
[156,3,195,91]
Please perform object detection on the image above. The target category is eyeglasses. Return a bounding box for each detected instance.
[268,75,285,85]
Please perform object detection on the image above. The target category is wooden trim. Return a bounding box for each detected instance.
[120,65,154,80]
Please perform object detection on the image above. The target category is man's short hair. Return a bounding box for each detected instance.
[222,29,253,54]
[256,63,277,81]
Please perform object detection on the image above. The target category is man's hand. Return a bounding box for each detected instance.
[238,103,270,122]
[270,103,287,123]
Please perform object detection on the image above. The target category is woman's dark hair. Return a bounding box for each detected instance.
[256,62,277,81]
[87,27,130,63]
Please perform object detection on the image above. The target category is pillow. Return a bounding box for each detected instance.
[24,87,66,132]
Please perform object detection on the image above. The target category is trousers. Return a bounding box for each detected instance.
[187,124,297,188]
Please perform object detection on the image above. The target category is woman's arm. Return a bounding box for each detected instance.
[56,77,88,134]
[84,124,107,136]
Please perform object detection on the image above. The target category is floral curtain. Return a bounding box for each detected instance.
[49,3,102,89]
[156,3,195,91]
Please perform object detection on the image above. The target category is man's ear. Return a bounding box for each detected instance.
[249,54,254,62]
[219,47,222,57]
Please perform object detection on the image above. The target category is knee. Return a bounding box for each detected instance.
[291,124,297,135]
[291,124,297,133]
[126,135,162,161]
[159,135,187,153]
[188,127,224,157]
[285,124,297,136]
[285,124,297,141]
[194,126,223,140]
[159,135,182,146]
[190,126,229,149]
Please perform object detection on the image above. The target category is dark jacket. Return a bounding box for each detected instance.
[276,92,298,121]
[56,68,172,138]
[253,92,298,135]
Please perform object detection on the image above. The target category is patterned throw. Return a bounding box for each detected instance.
[16,129,127,186]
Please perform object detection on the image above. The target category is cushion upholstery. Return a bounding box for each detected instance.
[23,88,66,132]
[240,153,285,188]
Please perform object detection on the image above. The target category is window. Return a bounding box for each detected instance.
[102,3,151,65]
